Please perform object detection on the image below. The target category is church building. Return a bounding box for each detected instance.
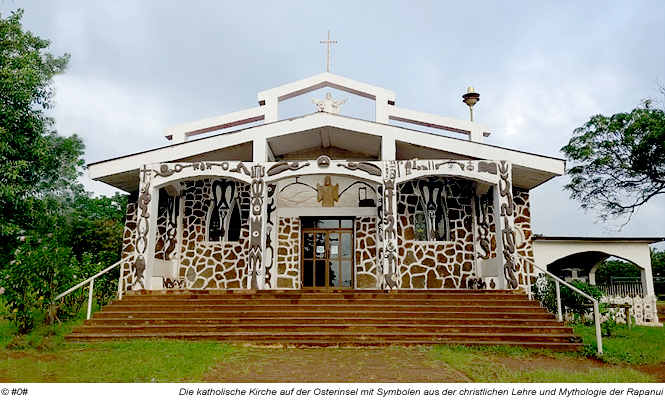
[89,72,565,295]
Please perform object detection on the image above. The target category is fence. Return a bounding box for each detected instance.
[596,283,643,298]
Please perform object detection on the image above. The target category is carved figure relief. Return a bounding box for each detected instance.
[248,165,265,289]
[179,179,250,289]
[264,183,277,288]
[498,161,518,289]
[415,178,450,242]
[397,179,475,289]
[267,161,309,177]
[208,180,238,242]
[133,166,152,289]
[382,161,398,288]
[317,155,331,168]
[155,189,179,261]
[317,176,339,207]
[310,92,347,114]
[476,193,492,260]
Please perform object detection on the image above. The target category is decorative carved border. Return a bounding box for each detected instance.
[498,161,518,289]
[133,165,152,289]
[248,165,265,289]
[382,161,398,288]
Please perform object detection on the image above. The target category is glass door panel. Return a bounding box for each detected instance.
[329,260,339,286]
[301,218,354,289]
[315,260,326,287]
[341,260,352,287]
[303,260,313,287]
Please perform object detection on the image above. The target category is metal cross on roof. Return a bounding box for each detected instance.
[319,30,337,72]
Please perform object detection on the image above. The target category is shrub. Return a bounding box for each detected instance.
[0,236,119,333]
[532,275,604,323]
[0,236,74,333]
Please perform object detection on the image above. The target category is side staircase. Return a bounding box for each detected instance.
[66,290,582,351]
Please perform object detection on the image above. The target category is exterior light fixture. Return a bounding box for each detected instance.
[462,86,480,122]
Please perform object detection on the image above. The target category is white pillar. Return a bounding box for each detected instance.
[133,164,160,291]
[381,133,396,161]
[381,161,399,288]
[375,95,390,124]
[248,164,266,290]
[641,261,656,298]
[253,139,267,162]
[263,97,279,123]
[494,161,518,290]
[469,128,484,143]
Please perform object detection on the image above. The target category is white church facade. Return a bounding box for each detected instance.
[89,73,568,295]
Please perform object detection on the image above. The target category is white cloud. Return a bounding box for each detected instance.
[50,74,170,193]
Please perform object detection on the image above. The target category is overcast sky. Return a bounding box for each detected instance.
[3,0,664,247]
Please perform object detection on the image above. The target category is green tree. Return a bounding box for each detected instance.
[652,249,665,297]
[561,92,665,224]
[594,259,641,285]
[0,9,84,265]
[65,189,127,263]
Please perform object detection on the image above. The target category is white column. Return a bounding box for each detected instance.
[641,261,656,298]
[469,128,484,143]
[492,183,506,289]
[265,183,278,289]
[263,97,279,123]
[375,95,390,124]
[253,139,267,162]
[248,164,266,290]
[133,164,159,291]
[381,133,396,161]
[494,161,518,290]
[381,161,399,288]
[144,182,160,290]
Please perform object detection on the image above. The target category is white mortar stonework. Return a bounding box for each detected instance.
[120,201,139,290]
[397,179,475,289]
[179,179,251,289]
[276,217,301,288]
[355,217,380,289]
[513,189,536,289]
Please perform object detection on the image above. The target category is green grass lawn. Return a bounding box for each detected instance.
[0,340,245,382]
[427,345,651,383]
[0,314,663,383]
[574,324,665,365]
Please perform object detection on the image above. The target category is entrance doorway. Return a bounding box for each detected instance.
[301,218,354,289]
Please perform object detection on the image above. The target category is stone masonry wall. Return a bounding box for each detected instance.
[355,217,379,289]
[513,189,535,288]
[179,179,250,289]
[397,178,475,289]
[276,217,300,288]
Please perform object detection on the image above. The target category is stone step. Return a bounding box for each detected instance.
[72,323,573,335]
[64,334,583,351]
[84,316,562,326]
[66,330,577,343]
[100,304,549,314]
[90,310,554,320]
[122,291,525,300]
[111,298,540,307]
[68,290,580,350]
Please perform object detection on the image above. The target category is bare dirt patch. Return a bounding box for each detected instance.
[494,355,607,373]
[633,364,665,383]
[203,347,470,383]
[203,347,665,383]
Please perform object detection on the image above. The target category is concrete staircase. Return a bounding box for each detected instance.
[66,290,582,351]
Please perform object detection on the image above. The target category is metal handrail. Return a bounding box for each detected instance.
[519,256,603,355]
[53,255,134,320]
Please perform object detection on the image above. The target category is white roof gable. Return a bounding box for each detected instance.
[89,111,564,193]
[163,72,490,144]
